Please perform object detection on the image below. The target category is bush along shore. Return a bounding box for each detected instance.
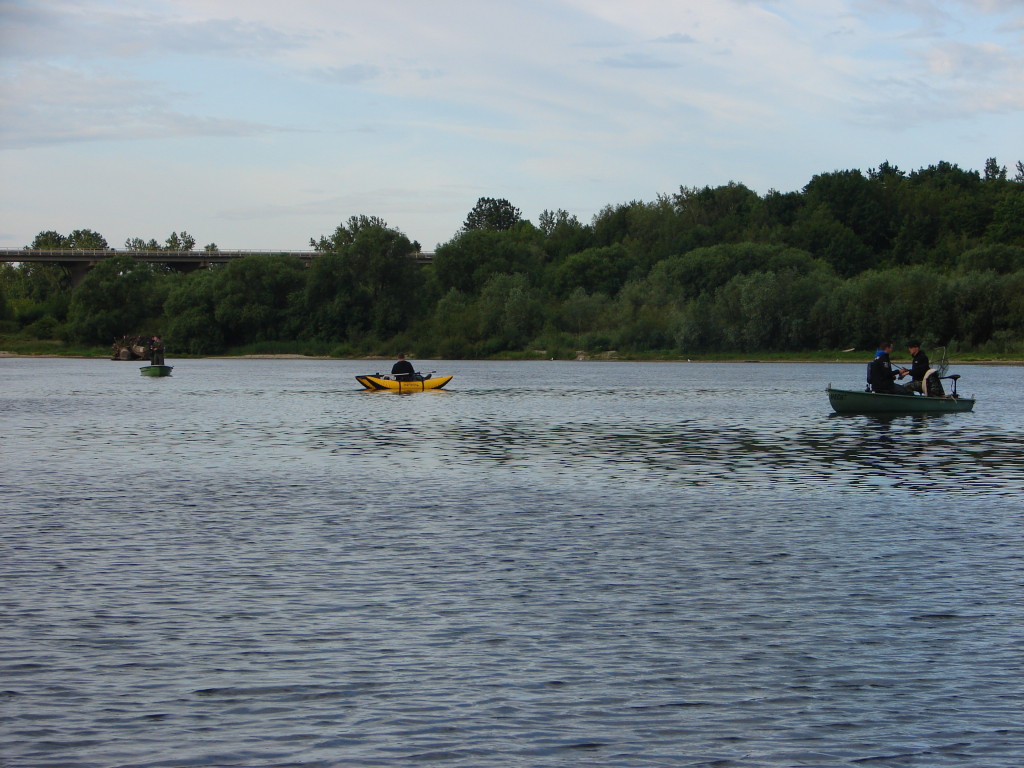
[2,160,1023,360]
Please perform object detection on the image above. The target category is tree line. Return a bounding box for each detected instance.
[2,159,1022,358]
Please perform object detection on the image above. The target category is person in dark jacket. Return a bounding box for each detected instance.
[149,336,165,366]
[391,353,417,381]
[902,341,930,393]
[867,342,909,394]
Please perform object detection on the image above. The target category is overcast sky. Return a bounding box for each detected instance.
[1,0,1021,251]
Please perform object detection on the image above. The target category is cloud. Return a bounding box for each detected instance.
[653,32,699,44]
[599,52,681,69]
[1,0,1021,251]
[313,64,384,86]
[0,64,286,148]
[924,40,1011,76]
[0,1,307,60]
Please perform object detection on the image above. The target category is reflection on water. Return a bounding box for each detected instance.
[2,359,1023,767]
[311,368,1023,499]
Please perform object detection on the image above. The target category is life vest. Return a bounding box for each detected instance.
[866,354,890,392]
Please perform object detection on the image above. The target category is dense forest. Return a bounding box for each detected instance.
[2,159,1023,359]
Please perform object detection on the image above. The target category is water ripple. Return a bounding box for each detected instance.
[2,359,1022,766]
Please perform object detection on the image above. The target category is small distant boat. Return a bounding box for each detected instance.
[356,373,452,392]
[140,365,173,377]
[827,377,974,414]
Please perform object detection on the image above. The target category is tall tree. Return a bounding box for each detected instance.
[163,269,224,354]
[66,255,164,344]
[165,231,196,251]
[30,231,67,249]
[311,215,391,252]
[306,217,422,340]
[984,157,1007,182]
[212,255,305,345]
[30,229,108,250]
[461,197,522,233]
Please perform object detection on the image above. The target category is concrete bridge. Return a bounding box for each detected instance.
[0,248,434,286]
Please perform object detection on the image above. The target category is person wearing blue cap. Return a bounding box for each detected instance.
[867,341,909,394]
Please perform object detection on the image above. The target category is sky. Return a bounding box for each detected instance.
[1,0,1021,252]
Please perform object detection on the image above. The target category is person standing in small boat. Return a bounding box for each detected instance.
[901,341,930,394]
[391,353,417,382]
[867,341,909,394]
[149,336,165,366]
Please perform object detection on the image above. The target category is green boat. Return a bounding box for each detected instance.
[140,365,173,377]
[827,381,974,414]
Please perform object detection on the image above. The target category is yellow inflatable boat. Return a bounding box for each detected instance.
[356,373,453,392]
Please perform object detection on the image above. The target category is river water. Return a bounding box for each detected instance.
[2,358,1022,767]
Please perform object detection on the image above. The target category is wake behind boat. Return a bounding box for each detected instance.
[356,372,452,392]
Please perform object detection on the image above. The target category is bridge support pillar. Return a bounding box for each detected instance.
[62,262,93,289]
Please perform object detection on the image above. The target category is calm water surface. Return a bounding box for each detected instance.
[2,358,1022,767]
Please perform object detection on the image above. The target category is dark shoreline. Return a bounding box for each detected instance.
[3,351,1022,365]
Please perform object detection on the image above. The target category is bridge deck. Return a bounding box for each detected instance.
[0,248,433,264]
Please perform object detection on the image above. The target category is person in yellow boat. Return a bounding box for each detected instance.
[391,353,417,381]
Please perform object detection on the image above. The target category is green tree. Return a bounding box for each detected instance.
[984,157,1007,182]
[803,169,893,254]
[958,244,1024,273]
[644,243,825,302]
[538,208,592,260]
[589,198,691,265]
[66,229,109,250]
[461,197,522,233]
[306,217,422,340]
[124,232,198,251]
[213,255,306,346]
[612,278,680,351]
[950,271,1000,346]
[163,270,225,354]
[820,267,953,350]
[788,204,874,276]
[30,229,108,250]
[672,183,761,248]
[985,188,1024,245]
[125,237,161,251]
[0,277,10,322]
[426,289,475,358]
[907,162,990,248]
[673,294,721,352]
[752,188,805,236]
[557,287,613,345]
[707,269,835,350]
[433,225,546,295]
[66,255,165,344]
[30,231,68,249]
[472,273,544,351]
[165,231,196,251]
[1000,270,1024,341]
[2,262,70,305]
[311,215,391,251]
[548,244,634,297]
[303,252,359,341]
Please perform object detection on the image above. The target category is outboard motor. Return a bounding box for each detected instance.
[923,369,945,397]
